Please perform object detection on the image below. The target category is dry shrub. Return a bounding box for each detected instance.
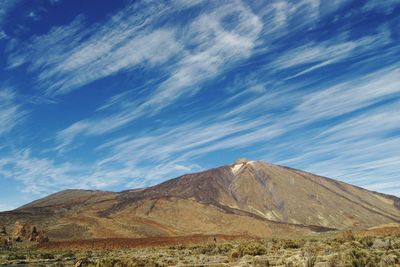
[327,253,345,267]
[252,256,270,267]
[336,230,355,243]
[282,255,303,267]
[359,236,374,248]
[301,242,319,267]
[347,248,379,267]
[378,254,396,267]
[237,241,268,257]
[88,257,164,267]
[283,239,303,249]
[196,243,216,255]
[230,249,240,259]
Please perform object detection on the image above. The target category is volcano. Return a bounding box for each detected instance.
[1,159,399,240]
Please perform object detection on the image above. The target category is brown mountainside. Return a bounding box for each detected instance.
[0,159,399,240]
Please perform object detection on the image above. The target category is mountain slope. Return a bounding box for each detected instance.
[0,159,399,240]
[115,159,399,228]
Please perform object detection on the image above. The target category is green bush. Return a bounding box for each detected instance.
[237,241,268,256]
[301,242,319,267]
[253,256,270,267]
[347,248,380,267]
[40,252,55,259]
[360,237,374,248]
[283,239,303,249]
[7,253,26,260]
[196,243,216,255]
[88,257,165,267]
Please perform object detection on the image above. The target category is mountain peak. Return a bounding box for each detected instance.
[233,158,252,164]
[231,158,256,174]
[2,160,400,240]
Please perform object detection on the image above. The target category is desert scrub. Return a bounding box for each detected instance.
[378,254,397,266]
[168,244,187,250]
[235,241,268,257]
[230,249,240,260]
[282,239,303,249]
[252,255,270,267]
[301,242,319,267]
[346,248,379,267]
[360,236,374,248]
[87,257,165,267]
[195,242,217,255]
[59,251,76,261]
[327,253,344,267]
[282,254,303,267]
[1,235,399,267]
[215,242,234,254]
[39,252,55,259]
[335,230,356,243]
[6,253,26,260]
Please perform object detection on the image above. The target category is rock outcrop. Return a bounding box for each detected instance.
[36,230,49,243]
[12,221,48,243]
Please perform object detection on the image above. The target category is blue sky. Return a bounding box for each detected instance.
[0,0,399,211]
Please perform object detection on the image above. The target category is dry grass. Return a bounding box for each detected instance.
[0,231,399,266]
[36,234,250,250]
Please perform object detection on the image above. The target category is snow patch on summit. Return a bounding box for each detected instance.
[230,159,256,174]
[231,163,244,174]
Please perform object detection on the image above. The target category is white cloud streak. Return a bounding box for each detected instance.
[0,148,201,195]
[272,100,400,196]
[270,30,391,79]
[0,88,26,136]
[96,116,280,167]
[295,67,400,120]
[7,2,180,95]
[54,1,263,150]
[0,1,19,26]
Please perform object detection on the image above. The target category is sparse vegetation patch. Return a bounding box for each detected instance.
[0,232,399,266]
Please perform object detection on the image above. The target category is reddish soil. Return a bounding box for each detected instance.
[357,226,400,237]
[37,234,253,251]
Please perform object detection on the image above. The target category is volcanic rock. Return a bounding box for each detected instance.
[12,220,47,242]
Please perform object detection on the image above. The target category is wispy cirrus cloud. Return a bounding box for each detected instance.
[219,65,400,130]
[141,2,262,111]
[1,0,399,203]
[362,0,400,14]
[270,29,391,79]
[0,88,27,136]
[52,10,399,195]
[316,103,400,142]
[95,116,280,167]
[54,1,263,151]
[294,67,400,120]
[0,1,19,25]
[91,63,400,192]
[4,72,399,196]
[0,147,201,195]
[7,0,263,97]
[0,149,77,194]
[272,100,400,195]
[7,2,181,95]
[257,0,345,35]
[0,0,21,39]
[0,115,281,195]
